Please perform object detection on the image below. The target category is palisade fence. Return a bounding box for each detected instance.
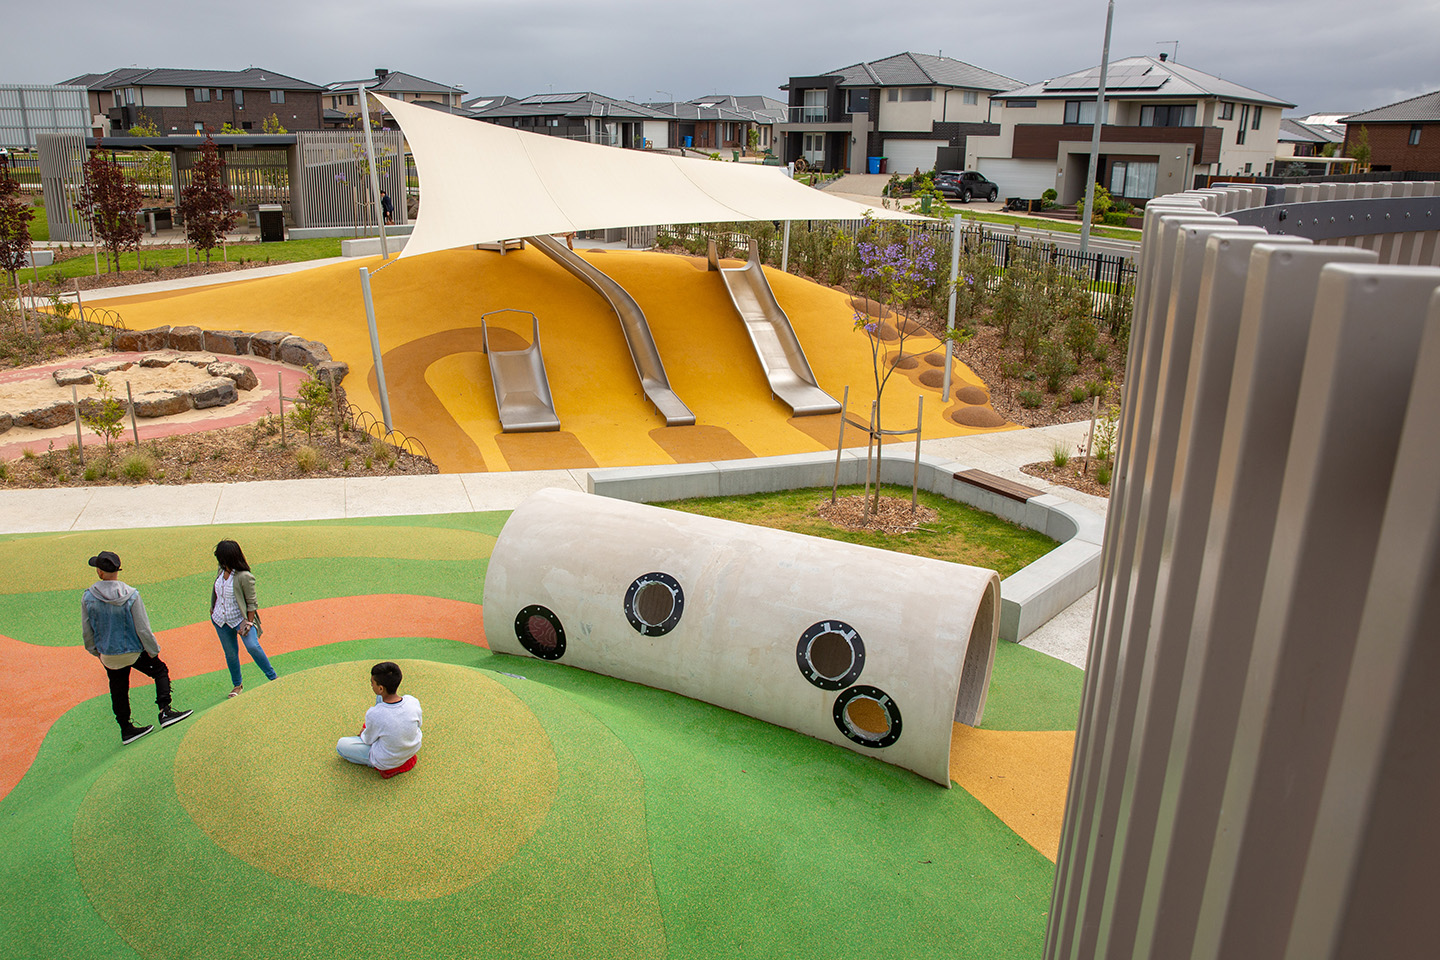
[294,130,406,229]
[647,220,1137,323]
[176,147,290,205]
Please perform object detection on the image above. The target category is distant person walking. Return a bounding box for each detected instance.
[210,540,278,698]
[81,550,193,745]
[380,189,394,225]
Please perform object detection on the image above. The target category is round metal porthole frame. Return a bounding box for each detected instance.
[514,604,566,660]
[832,685,902,748]
[795,619,865,691]
[624,572,685,637]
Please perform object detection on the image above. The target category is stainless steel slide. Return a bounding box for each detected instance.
[481,311,561,432]
[527,233,695,426]
[708,239,841,416]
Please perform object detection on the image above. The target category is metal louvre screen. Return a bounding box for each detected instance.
[0,84,89,149]
[293,130,405,229]
[1045,185,1440,959]
[35,132,91,243]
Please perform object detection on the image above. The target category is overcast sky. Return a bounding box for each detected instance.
[4,0,1436,118]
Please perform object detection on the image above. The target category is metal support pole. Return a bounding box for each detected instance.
[1078,0,1115,258]
[73,279,84,325]
[912,396,923,513]
[943,214,962,401]
[358,86,389,260]
[125,381,139,447]
[359,267,393,432]
[781,220,791,273]
[72,386,85,467]
[278,372,286,446]
[831,386,849,504]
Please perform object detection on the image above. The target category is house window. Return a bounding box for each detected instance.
[213,89,223,102]
[270,90,285,104]
[723,122,736,141]
[241,121,253,130]
[234,89,244,108]
[1064,100,1100,125]
[1219,101,1234,120]
[119,87,136,106]
[194,122,205,132]
[1110,160,1158,199]
[1139,104,1195,127]
[962,90,978,105]
[847,89,869,113]
[1252,106,1262,130]
[1008,99,1037,108]
[1410,125,1422,146]
[801,88,826,122]
[900,87,933,102]
[1237,104,1249,144]
[347,94,356,106]
[887,89,898,102]
[194,88,210,102]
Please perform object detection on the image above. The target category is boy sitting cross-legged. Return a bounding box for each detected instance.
[336,661,422,778]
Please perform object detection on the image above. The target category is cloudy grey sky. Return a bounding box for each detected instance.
[4,0,1437,118]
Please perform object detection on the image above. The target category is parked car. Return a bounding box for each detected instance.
[934,170,998,203]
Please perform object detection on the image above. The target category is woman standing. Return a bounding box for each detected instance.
[211,540,277,697]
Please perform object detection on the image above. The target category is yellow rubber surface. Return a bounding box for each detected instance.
[96,248,1012,472]
[948,725,1076,862]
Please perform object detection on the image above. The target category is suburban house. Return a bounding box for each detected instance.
[1269,117,1351,176]
[472,92,675,149]
[777,52,1023,175]
[60,67,325,135]
[462,94,518,115]
[967,54,1292,204]
[1341,90,1440,173]
[644,95,786,153]
[323,69,467,129]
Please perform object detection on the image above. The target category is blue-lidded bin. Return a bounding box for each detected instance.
[867,156,881,174]
[684,136,693,148]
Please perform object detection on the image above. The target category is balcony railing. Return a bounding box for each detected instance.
[787,106,830,124]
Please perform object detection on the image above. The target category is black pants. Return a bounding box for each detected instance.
[105,652,172,729]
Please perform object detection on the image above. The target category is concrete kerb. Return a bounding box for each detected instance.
[588,449,1104,642]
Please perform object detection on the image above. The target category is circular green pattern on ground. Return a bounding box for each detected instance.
[172,660,557,900]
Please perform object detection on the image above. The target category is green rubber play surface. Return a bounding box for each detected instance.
[0,511,1081,959]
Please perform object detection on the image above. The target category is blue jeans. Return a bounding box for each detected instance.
[336,736,372,766]
[213,621,277,687]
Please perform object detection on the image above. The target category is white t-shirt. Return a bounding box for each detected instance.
[361,694,423,770]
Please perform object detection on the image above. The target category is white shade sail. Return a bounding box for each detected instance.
[378,94,918,260]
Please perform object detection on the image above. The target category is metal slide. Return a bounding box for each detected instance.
[708,239,841,416]
[526,234,695,426]
[481,310,561,432]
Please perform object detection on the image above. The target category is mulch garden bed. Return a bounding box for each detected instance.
[1019,460,1112,498]
[814,494,939,533]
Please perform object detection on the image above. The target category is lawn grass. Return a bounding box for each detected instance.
[26,237,343,282]
[954,211,1142,242]
[26,200,48,242]
[655,483,1056,577]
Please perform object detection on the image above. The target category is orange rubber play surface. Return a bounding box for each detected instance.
[93,248,1013,472]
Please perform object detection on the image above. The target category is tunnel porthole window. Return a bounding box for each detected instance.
[796,620,865,690]
[833,685,902,748]
[624,572,684,636]
[515,604,566,660]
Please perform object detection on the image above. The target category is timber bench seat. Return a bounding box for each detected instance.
[953,469,1043,503]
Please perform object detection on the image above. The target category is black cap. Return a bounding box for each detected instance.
[88,551,121,573]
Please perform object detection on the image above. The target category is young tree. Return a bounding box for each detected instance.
[0,166,34,290]
[78,146,142,272]
[261,114,288,135]
[177,132,237,261]
[1350,125,1371,170]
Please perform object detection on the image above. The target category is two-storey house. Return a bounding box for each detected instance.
[967,54,1292,203]
[1341,91,1440,174]
[61,67,325,135]
[472,92,675,149]
[323,69,467,129]
[777,52,1023,174]
[644,95,786,153]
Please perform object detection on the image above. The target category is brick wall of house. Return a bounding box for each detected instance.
[1346,122,1440,173]
[131,89,323,134]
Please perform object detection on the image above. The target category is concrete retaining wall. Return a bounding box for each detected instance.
[588,448,1104,642]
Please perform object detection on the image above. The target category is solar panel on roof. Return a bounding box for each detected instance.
[525,93,584,104]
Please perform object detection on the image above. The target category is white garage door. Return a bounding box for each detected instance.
[975,159,1057,199]
[883,139,940,175]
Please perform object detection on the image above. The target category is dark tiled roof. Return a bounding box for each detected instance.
[1279,118,1346,144]
[326,70,466,96]
[463,94,517,111]
[1341,89,1440,123]
[61,67,323,92]
[996,56,1293,108]
[814,52,1023,93]
[474,92,674,121]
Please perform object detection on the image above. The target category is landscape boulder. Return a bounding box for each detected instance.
[176,353,218,367]
[207,361,259,391]
[204,329,253,356]
[13,400,75,429]
[85,360,135,376]
[114,325,171,352]
[248,330,291,360]
[131,390,192,418]
[0,412,11,435]
[168,325,205,351]
[139,352,181,368]
[279,336,331,368]
[53,368,94,386]
[314,360,350,388]
[189,377,238,409]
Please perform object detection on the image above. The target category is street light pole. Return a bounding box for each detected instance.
[1079,0,1115,258]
